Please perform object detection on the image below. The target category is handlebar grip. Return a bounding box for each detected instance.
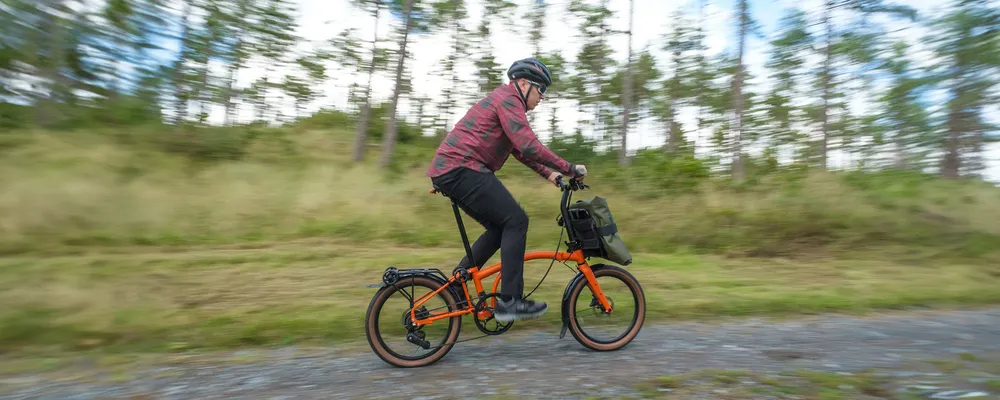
[555,176,589,191]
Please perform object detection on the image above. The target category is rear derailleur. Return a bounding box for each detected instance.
[403,306,432,349]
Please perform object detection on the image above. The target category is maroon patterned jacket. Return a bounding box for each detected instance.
[426,83,576,180]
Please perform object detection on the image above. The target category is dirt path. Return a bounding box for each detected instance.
[3,308,1000,399]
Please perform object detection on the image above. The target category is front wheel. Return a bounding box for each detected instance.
[563,264,645,351]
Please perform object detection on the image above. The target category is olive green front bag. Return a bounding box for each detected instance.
[565,196,632,266]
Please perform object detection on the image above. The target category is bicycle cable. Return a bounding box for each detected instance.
[409,187,580,352]
[425,207,575,351]
[523,188,579,300]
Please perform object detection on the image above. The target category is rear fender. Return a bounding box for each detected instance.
[367,266,465,305]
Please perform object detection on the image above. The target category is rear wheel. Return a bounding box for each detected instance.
[365,276,463,367]
[565,264,645,351]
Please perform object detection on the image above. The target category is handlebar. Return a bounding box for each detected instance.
[556,176,588,244]
[555,176,589,192]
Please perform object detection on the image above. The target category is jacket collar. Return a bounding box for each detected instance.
[505,82,528,109]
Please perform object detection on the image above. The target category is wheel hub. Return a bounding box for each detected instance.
[590,295,614,315]
[402,305,430,329]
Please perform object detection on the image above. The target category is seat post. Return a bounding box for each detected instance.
[450,199,476,269]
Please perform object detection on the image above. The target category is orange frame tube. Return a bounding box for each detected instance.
[407,249,613,326]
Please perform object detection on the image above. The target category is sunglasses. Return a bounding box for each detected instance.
[528,81,547,98]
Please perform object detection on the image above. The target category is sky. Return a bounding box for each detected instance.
[160,0,1000,181]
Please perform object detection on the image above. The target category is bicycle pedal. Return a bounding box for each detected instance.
[559,323,568,339]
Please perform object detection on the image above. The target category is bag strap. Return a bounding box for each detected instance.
[596,222,617,236]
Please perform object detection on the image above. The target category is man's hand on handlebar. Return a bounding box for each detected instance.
[551,175,589,191]
[546,171,563,187]
[548,164,588,187]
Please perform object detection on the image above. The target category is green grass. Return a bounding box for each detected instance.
[2,240,1000,357]
[2,129,1000,260]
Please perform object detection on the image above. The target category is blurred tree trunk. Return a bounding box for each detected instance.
[618,0,633,166]
[380,0,416,168]
[354,1,381,162]
[731,0,748,182]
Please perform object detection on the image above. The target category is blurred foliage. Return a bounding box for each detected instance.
[0,0,998,259]
[1,0,997,179]
[295,104,423,145]
[2,126,998,262]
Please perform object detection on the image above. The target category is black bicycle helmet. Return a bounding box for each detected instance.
[506,57,552,86]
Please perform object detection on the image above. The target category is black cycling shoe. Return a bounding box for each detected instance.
[494,297,548,322]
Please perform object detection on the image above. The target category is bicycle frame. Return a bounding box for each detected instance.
[410,179,613,327]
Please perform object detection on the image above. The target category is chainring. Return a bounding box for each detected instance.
[473,293,514,335]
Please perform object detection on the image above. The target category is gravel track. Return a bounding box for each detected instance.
[3,308,1000,399]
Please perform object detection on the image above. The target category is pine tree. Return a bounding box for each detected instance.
[618,0,635,165]
[657,9,696,154]
[875,41,932,170]
[763,8,813,164]
[812,0,917,169]
[926,0,1000,178]
[431,0,468,137]
[730,0,751,181]
[380,0,422,168]
[345,0,383,161]
[567,0,615,154]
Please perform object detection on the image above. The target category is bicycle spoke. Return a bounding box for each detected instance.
[373,280,456,361]
[572,272,639,345]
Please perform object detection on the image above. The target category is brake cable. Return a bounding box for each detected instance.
[523,186,578,300]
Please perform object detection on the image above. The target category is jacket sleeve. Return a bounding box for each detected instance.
[512,147,553,178]
[497,95,575,177]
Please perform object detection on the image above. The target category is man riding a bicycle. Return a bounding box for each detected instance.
[426,57,587,322]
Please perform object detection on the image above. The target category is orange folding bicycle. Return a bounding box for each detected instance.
[364,177,646,368]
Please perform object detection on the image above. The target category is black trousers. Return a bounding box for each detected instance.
[431,167,528,302]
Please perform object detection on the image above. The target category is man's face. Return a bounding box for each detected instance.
[518,79,546,111]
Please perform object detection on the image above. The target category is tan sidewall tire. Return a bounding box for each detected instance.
[365,276,463,367]
[566,265,645,351]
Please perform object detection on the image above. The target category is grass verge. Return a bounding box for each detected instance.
[3,240,1000,358]
[3,129,1000,260]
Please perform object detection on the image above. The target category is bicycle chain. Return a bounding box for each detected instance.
[404,300,494,350]
[404,210,580,351]
[424,332,493,350]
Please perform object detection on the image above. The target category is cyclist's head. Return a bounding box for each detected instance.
[507,57,550,111]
